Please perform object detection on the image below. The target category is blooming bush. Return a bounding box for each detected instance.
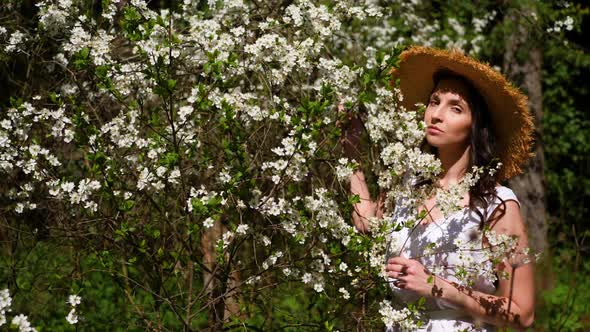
[0,0,548,330]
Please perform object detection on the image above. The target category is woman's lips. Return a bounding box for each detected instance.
[427,126,443,135]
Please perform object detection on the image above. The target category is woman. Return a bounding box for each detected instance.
[344,47,535,331]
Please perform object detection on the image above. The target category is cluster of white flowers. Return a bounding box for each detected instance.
[261,130,315,184]
[63,22,92,54]
[109,62,149,97]
[368,235,389,270]
[11,314,37,332]
[334,2,383,21]
[262,251,283,270]
[472,10,497,33]
[0,289,37,331]
[380,146,440,180]
[100,109,141,149]
[284,1,341,38]
[379,300,422,331]
[547,16,574,33]
[451,232,497,286]
[316,58,361,96]
[485,230,520,263]
[88,30,114,66]
[304,188,355,245]
[4,30,27,53]
[218,230,235,250]
[47,178,101,212]
[444,17,467,51]
[135,22,174,66]
[448,225,535,287]
[0,289,11,327]
[301,272,325,293]
[257,196,292,218]
[335,157,356,182]
[102,0,119,22]
[0,102,74,213]
[358,1,495,56]
[37,0,77,34]
[435,166,483,218]
[235,224,249,235]
[363,85,442,213]
[65,294,81,325]
[338,287,350,299]
[186,185,225,213]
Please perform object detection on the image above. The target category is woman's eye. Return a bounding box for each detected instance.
[429,100,438,106]
[452,107,462,113]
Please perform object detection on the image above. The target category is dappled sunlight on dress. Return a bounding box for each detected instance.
[385,186,519,332]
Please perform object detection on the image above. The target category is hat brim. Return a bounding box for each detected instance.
[390,46,534,181]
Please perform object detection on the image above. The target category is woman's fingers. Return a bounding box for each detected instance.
[385,262,404,272]
[390,273,410,288]
[385,265,406,278]
[386,256,419,279]
[387,271,409,278]
[392,279,406,288]
[387,256,412,266]
[385,259,409,279]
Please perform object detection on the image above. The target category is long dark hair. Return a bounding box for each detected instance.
[426,69,506,228]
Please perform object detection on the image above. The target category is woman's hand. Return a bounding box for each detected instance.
[385,255,437,298]
[336,104,363,159]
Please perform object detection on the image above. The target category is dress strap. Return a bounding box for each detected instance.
[485,186,520,220]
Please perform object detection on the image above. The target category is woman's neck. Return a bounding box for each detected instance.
[437,144,471,188]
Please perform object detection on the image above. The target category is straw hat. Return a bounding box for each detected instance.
[390,46,534,182]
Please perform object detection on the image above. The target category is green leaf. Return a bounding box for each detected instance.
[80,47,90,59]
[118,200,135,212]
[349,194,361,204]
[167,79,177,90]
[418,296,426,307]
[417,210,428,220]
[151,229,161,239]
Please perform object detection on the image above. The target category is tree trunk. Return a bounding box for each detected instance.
[502,6,547,254]
[200,221,243,331]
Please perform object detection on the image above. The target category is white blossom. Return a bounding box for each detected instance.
[67,295,81,307]
[379,300,422,331]
[338,287,350,299]
[203,217,215,229]
[339,262,348,272]
[65,309,78,325]
[236,224,249,235]
[5,31,26,53]
[0,289,12,327]
[11,314,37,332]
[335,158,355,182]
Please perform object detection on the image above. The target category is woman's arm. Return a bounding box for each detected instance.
[433,262,534,329]
[349,170,384,233]
[339,111,384,232]
[385,200,535,329]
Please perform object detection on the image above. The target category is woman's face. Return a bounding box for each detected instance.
[424,78,473,149]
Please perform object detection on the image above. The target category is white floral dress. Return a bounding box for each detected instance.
[385,186,519,332]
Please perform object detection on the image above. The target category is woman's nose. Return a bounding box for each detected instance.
[430,105,443,123]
